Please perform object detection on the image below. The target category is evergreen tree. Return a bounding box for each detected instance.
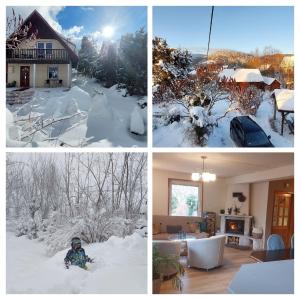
[77,36,98,77]
[118,28,147,96]
[95,41,118,88]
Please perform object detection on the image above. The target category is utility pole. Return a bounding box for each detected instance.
[206,6,214,60]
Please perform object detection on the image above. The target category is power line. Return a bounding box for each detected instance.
[206,6,214,60]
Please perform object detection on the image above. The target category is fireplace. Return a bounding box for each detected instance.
[225,219,245,234]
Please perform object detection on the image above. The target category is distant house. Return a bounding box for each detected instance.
[218,68,265,89]
[6,10,78,88]
[263,76,281,91]
[280,55,294,73]
[280,55,294,89]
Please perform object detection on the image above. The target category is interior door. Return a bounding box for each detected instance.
[271,192,294,248]
[20,66,30,87]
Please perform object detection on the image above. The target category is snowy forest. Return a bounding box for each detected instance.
[77,29,147,96]
[7,153,147,252]
[6,152,147,293]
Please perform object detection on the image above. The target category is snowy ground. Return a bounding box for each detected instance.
[153,92,293,147]
[7,231,147,294]
[6,76,147,147]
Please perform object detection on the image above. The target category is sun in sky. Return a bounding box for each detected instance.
[102,25,115,38]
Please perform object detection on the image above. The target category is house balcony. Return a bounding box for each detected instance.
[6,48,71,64]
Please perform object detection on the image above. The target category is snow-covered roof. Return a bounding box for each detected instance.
[188,70,197,75]
[274,89,294,112]
[218,68,264,83]
[263,76,277,85]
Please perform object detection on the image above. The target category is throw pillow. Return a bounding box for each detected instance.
[153,223,161,235]
[166,225,182,234]
[188,222,200,233]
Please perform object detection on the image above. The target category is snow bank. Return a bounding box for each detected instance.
[130,106,145,135]
[7,77,147,147]
[7,232,147,294]
[86,93,115,142]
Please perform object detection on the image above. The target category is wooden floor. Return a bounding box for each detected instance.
[160,246,255,294]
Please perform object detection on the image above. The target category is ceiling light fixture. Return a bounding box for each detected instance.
[191,156,216,217]
[191,156,216,183]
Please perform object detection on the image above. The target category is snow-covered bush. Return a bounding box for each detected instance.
[228,86,263,116]
[16,218,38,239]
[189,106,211,146]
[7,153,147,255]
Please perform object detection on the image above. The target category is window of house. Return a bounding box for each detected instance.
[48,66,58,79]
[46,43,52,55]
[169,179,200,216]
[37,42,53,56]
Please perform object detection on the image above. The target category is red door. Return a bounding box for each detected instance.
[20,66,30,87]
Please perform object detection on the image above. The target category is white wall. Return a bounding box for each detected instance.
[250,181,270,247]
[152,168,227,219]
[225,183,250,215]
[227,165,294,184]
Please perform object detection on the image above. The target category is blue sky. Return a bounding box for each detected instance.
[7,6,147,47]
[153,6,294,54]
[57,6,147,40]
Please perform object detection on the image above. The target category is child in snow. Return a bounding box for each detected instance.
[64,237,93,270]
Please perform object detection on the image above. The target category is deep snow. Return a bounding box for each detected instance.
[7,231,147,294]
[6,76,147,147]
[153,92,293,147]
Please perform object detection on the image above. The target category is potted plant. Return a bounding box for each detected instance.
[153,246,185,294]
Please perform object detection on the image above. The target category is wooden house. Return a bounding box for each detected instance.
[6,10,78,88]
[218,68,265,90]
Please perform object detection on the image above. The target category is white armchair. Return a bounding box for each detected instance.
[187,235,226,270]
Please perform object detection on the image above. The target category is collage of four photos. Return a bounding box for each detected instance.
[4,3,295,295]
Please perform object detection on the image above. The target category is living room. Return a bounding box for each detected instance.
[152,152,294,294]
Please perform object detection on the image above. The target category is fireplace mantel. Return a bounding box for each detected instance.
[219,214,253,219]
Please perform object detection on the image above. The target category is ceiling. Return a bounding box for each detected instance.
[153,152,294,178]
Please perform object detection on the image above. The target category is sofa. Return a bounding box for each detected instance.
[187,235,226,270]
[153,215,208,240]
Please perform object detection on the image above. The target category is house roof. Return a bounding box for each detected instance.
[263,76,279,85]
[7,9,78,64]
[273,89,294,112]
[218,68,264,83]
[188,70,197,75]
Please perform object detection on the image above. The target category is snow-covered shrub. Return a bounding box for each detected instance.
[228,86,263,116]
[189,106,211,146]
[16,218,38,239]
[134,218,147,238]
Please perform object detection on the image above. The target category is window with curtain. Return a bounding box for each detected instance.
[48,66,58,79]
[169,179,200,216]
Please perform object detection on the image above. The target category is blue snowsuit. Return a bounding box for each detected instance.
[64,248,92,269]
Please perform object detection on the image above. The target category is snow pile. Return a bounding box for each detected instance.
[190,106,210,127]
[86,92,114,142]
[130,106,145,135]
[7,232,147,294]
[7,77,147,147]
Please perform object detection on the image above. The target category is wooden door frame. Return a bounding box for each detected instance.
[271,191,294,247]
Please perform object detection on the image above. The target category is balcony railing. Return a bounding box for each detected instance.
[6,48,71,64]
